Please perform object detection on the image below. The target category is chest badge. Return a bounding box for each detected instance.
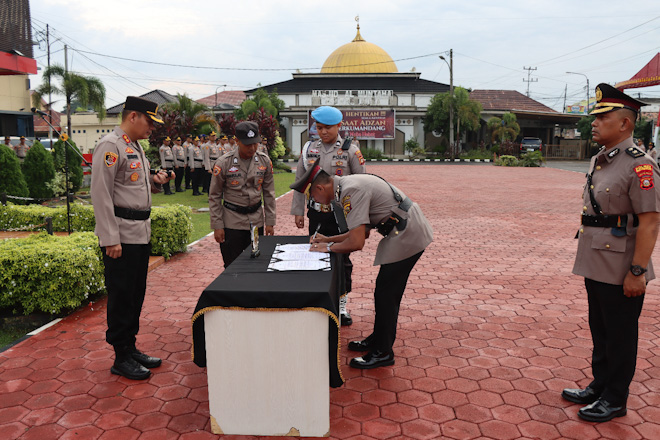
[335,160,344,166]
[336,169,343,176]
[229,166,239,173]
[129,161,142,169]
[130,172,139,182]
[125,146,134,153]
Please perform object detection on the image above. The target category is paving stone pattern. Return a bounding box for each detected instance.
[1,164,659,440]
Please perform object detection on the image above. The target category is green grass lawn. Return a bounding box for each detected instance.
[151,171,296,244]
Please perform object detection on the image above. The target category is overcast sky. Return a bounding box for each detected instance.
[29,0,660,112]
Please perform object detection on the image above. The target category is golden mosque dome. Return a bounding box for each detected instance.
[321,24,398,74]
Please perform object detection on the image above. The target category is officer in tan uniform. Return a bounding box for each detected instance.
[91,96,174,380]
[203,131,222,193]
[209,121,276,267]
[292,160,433,369]
[158,136,174,195]
[14,136,30,163]
[189,136,204,196]
[183,134,194,190]
[3,136,11,147]
[563,83,660,422]
[171,136,186,192]
[291,106,367,325]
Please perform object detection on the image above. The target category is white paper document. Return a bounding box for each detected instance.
[268,243,331,271]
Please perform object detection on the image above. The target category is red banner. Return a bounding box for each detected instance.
[310,110,395,139]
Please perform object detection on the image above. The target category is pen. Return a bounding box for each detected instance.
[312,223,321,241]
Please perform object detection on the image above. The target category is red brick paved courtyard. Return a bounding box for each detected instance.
[1,164,659,440]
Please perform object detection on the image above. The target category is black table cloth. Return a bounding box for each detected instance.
[191,235,344,387]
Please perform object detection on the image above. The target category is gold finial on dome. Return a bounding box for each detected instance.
[353,16,364,42]
[320,18,398,73]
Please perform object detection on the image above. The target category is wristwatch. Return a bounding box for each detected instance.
[327,242,334,252]
[630,265,647,276]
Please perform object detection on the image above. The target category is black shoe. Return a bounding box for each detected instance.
[562,386,600,405]
[349,350,395,369]
[186,186,192,189]
[165,192,174,195]
[578,398,627,422]
[348,335,374,352]
[131,349,162,369]
[175,188,184,192]
[192,192,201,196]
[111,357,151,380]
[341,311,353,326]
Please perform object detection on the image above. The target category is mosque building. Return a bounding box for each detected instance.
[245,23,449,157]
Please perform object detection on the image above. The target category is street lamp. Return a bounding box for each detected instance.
[440,50,454,155]
[214,85,227,109]
[566,72,590,115]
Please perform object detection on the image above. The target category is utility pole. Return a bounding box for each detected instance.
[46,24,53,142]
[449,49,454,156]
[563,84,567,113]
[63,44,71,234]
[523,66,538,97]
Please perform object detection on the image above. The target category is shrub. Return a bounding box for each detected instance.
[0,203,192,257]
[520,151,544,167]
[404,137,420,156]
[22,141,55,201]
[0,232,104,315]
[361,147,384,160]
[52,138,84,191]
[0,144,29,200]
[150,204,193,258]
[495,155,519,167]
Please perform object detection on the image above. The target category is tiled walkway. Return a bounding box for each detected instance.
[1,164,659,440]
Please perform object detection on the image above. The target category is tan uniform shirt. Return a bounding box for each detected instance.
[91,127,161,247]
[189,144,204,169]
[291,135,367,216]
[172,143,186,167]
[203,142,223,171]
[209,150,276,230]
[333,174,433,266]
[573,138,660,284]
[183,142,193,167]
[159,144,174,169]
[15,142,30,159]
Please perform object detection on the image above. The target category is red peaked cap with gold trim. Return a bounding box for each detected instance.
[123,96,164,124]
[290,158,324,194]
[590,83,648,115]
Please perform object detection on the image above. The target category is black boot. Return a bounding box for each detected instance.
[111,346,151,380]
[130,347,162,369]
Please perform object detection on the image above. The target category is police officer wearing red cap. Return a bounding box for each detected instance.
[563,83,660,422]
[91,96,175,380]
[291,159,433,369]
[291,106,367,325]
[209,121,276,267]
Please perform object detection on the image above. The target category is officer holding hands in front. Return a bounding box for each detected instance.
[291,106,366,325]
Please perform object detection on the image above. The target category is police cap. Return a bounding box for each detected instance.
[235,121,262,145]
[311,106,343,125]
[591,83,648,115]
[123,96,164,124]
[290,158,324,194]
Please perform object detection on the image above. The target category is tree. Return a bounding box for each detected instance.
[424,86,482,150]
[22,141,55,200]
[235,88,285,122]
[32,64,106,138]
[53,137,84,192]
[218,113,237,137]
[0,145,29,199]
[248,108,280,152]
[577,115,595,140]
[634,117,653,145]
[151,94,215,144]
[487,112,520,144]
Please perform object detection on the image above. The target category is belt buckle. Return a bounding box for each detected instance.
[320,204,331,213]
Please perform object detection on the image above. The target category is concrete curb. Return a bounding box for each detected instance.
[280,158,492,163]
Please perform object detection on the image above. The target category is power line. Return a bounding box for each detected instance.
[71,48,447,72]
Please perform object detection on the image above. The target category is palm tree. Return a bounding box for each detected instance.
[164,94,215,134]
[32,64,106,138]
[487,112,520,144]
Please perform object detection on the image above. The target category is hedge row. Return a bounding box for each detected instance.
[0,232,104,315]
[0,203,192,258]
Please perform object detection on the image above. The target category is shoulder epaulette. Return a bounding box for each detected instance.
[626,147,645,158]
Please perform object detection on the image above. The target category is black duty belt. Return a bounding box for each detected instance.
[114,206,151,221]
[581,214,638,228]
[223,200,262,214]
[194,158,203,162]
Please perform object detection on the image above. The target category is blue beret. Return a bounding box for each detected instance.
[311,106,343,125]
